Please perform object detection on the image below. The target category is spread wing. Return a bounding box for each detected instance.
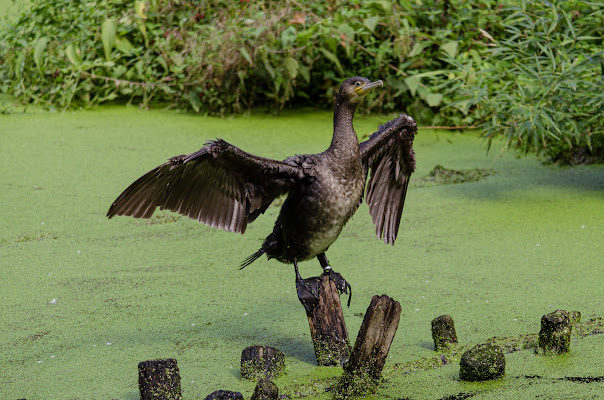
[360,114,417,244]
[107,139,301,233]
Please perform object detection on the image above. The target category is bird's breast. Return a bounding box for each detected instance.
[301,162,365,256]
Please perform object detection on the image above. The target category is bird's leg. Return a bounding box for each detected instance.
[294,260,321,314]
[317,253,352,307]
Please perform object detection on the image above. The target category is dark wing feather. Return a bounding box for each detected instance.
[107,139,300,233]
[360,114,417,244]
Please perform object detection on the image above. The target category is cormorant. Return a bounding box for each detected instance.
[107,77,417,305]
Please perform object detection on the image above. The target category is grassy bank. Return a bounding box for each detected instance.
[1,106,603,399]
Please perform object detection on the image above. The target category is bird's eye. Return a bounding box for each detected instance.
[355,82,361,87]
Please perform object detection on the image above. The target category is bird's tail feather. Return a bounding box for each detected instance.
[240,248,265,269]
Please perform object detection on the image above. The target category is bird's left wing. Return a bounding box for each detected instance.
[360,114,417,245]
[107,139,301,233]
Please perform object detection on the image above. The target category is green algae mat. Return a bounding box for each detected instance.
[1,106,603,399]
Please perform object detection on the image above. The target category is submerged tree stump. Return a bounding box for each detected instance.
[459,344,505,381]
[250,378,279,400]
[240,345,285,380]
[138,359,182,400]
[203,390,244,400]
[431,314,458,350]
[336,295,402,398]
[537,309,572,355]
[297,274,350,366]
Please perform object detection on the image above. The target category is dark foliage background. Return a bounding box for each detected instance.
[0,0,602,162]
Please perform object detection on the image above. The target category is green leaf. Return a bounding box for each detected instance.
[426,92,443,107]
[188,90,202,112]
[102,18,117,61]
[138,21,148,47]
[284,56,299,79]
[65,44,81,66]
[374,0,392,13]
[134,1,147,20]
[263,59,275,79]
[115,37,135,54]
[440,41,458,58]
[337,23,355,41]
[404,75,419,97]
[156,56,168,71]
[14,52,26,80]
[253,26,266,39]
[240,47,252,65]
[363,16,379,33]
[548,3,558,34]
[318,48,344,76]
[34,37,49,74]
[298,64,310,83]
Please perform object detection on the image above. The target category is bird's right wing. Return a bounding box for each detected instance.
[360,114,417,245]
[107,139,302,233]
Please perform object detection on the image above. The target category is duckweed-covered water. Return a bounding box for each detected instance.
[1,106,602,399]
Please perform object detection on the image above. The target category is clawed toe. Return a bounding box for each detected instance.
[323,269,352,307]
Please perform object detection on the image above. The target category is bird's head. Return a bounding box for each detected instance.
[336,77,383,108]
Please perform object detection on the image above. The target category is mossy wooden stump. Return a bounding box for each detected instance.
[336,295,401,398]
[297,274,350,366]
[432,314,458,350]
[203,390,244,400]
[138,358,182,400]
[536,309,572,355]
[251,378,279,400]
[459,344,505,381]
[240,345,285,380]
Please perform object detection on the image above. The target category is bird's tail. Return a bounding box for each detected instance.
[240,248,265,269]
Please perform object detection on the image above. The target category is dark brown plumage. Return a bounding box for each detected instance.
[108,77,416,295]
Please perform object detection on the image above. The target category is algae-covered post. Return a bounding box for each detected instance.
[296,272,351,366]
[250,378,279,400]
[203,390,244,400]
[459,343,505,381]
[537,309,573,355]
[336,294,401,398]
[431,314,458,350]
[138,358,182,400]
[240,345,285,380]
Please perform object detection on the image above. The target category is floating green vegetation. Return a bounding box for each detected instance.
[0,233,60,247]
[131,211,182,225]
[413,165,495,188]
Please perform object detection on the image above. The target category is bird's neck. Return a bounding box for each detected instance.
[329,100,360,158]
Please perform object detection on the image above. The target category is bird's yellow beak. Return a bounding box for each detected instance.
[354,80,383,96]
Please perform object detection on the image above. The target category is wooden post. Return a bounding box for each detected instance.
[336,295,402,398]
[138,359,182,400]
[203,390,244,400]
[297,274,350,366]
[240,345,285,380]
[537,309,572,355]
[250,378,279,400]
[431,314,458,350]
[459,344,505,381]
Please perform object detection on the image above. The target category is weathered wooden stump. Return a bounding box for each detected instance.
[138,358,182,400]
[250,378,279,400]
[296,273,350,366]
[203,390,244,400]
[240,345,285,380]
[431,314,458,350]
[335,295,402,398]
[536,309,572,355]
[459,344,505,381]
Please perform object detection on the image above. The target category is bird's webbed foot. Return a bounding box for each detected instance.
[294,261,321,314]
[322,268,352,308]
